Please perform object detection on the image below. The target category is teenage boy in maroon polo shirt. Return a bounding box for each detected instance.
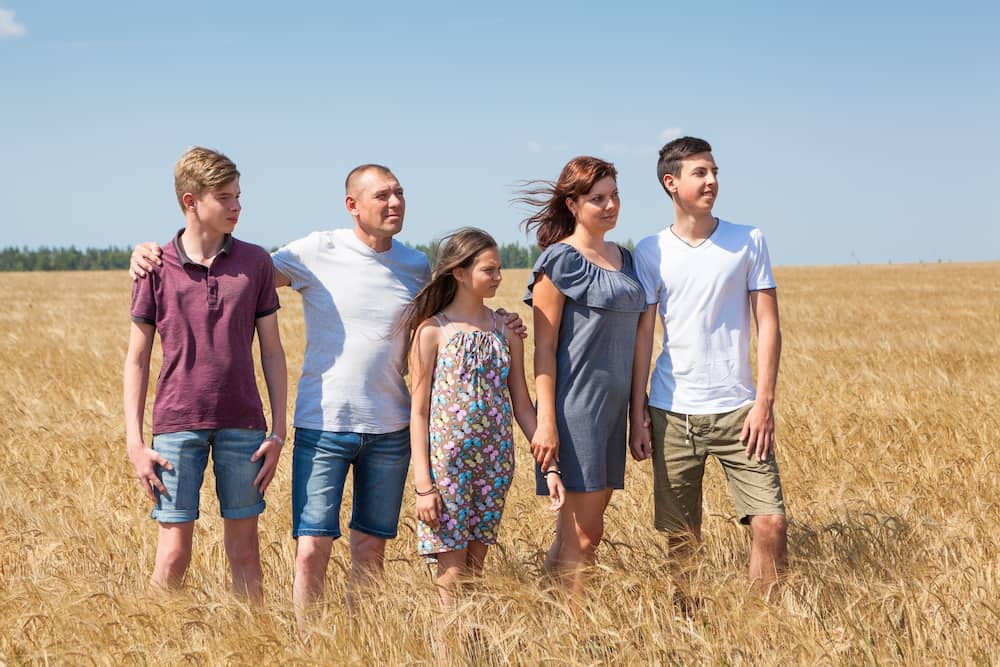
[123,147,287,600]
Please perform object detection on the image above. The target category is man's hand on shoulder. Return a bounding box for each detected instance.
[129,242,163,280]
[496,308,528,339]
[741,401,776,462]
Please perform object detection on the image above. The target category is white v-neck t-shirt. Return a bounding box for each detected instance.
[272,228,431,433]
[634,219,776,415]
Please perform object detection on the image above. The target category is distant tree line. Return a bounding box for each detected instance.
[2,239,634,271]
[0,246,133,271]
[409,239,634,268]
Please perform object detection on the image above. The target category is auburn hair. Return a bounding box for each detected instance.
[515,156,617,249]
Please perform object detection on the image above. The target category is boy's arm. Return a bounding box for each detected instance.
[409,322,443,528]
[530,274,564,472]
[742,288,782,462]
[252,312,287,494]
[123,321,171,501]
[628,305,657,461]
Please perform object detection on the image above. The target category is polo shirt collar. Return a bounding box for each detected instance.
[172,229,233,266]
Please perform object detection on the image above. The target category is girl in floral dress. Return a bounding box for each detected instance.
[402,228,564,608]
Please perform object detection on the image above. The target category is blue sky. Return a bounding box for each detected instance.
[1,1,997,265]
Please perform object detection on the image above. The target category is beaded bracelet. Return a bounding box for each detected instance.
[544,469,562,477]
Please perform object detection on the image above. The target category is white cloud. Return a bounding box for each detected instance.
[658,127,682,143]
[0,8,26,38]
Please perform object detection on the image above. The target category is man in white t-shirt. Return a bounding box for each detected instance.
[271,165,429,622]
[630,137,787,595]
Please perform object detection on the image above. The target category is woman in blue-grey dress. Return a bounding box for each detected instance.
[518,156,648,600]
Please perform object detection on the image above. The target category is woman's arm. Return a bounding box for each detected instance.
[628,305,657,460]
[530,274,565,472]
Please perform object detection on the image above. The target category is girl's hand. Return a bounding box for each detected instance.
[415,487,443,528]
[546,471,566,511]
[531,424,559,471]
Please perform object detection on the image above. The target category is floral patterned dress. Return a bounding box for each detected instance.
[417,311,515,556]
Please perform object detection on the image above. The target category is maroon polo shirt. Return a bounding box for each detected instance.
[130,231,280,434]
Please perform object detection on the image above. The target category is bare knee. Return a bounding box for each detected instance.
[751,514,787,544]
[225,538,260,571]
[296,537,333,574]
[155,544,192,580]
[350,532,386,572]
[571,522,604,558]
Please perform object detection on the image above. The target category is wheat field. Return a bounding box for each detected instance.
[0,262,997,665]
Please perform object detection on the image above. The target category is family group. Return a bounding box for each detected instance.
[123,137,787,627]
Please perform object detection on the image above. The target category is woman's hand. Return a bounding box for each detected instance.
[530,423,559,472]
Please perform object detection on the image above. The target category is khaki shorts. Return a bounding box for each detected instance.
[650,404,785,532]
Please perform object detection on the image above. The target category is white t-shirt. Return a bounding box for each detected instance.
[272,229,431,433]
[634,219,776,415]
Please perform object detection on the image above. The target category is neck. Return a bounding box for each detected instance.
[565,224,607,250]
[445,289,487,321]
[180,220,226,261]
[352,224,392,253]
[671,208,717,240]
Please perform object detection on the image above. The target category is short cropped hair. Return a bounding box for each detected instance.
[174,147,240,211]
[656,137,712,197]
[345,163,394,194]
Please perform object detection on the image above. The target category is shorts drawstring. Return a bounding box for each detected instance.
[685,413,691,447]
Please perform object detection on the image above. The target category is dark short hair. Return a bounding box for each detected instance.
[345,163,394,194]
[656,137,712,197]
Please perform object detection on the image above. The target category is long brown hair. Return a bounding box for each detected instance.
[514,156,617,249]
[400,227,498,350]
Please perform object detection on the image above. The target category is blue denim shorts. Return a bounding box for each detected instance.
[151,428,266,523]
[291,427,411,540]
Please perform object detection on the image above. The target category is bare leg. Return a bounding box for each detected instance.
[435,549,468,610]
[465,541,489,579]
[151,522,194,591]
[553,489,613,602]
[347,531,386,609]
[749,514,787,596]
[293,535,333,631]
[223,516,262,602]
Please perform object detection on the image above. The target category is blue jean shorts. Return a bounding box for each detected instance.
[151,428,266,523]
[291,427,410,540]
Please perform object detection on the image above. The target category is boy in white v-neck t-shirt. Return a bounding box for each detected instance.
[630,136,787,596]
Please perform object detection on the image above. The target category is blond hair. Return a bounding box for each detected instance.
[174,147,240,211]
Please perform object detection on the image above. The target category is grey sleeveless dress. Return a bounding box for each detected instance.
[524,243,648,494]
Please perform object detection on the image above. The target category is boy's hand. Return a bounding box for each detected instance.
[546,472,565,511]
[628,400,653,461]
[129,242,163,280]
[415,488,443,528]
[251,435,283,494]
[496,308,528,339]
[741,402,776,462]
[128,441,172,502]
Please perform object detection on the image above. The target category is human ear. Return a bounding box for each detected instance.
[565,196,578,217]
[344,194,357,216]
[662,174,678,195]
[182,193,196,209]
